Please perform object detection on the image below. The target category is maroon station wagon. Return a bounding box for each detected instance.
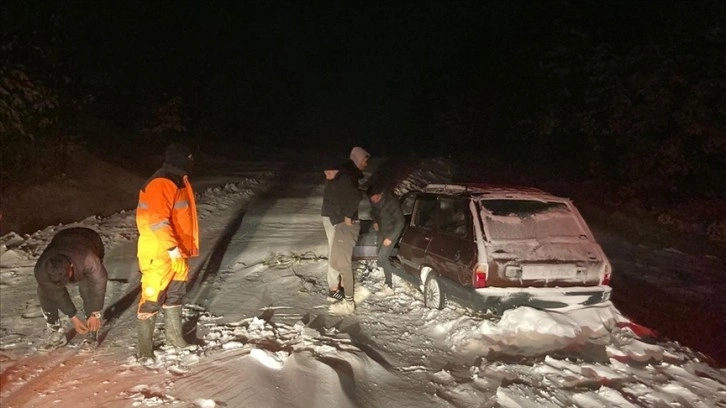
[356,183,612,313]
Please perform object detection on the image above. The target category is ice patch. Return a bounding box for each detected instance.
[194,399,217,408]
[222,341,245,350]
[0,248,24,265]
[250,348,289,370]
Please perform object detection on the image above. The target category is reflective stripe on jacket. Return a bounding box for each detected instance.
[136,171,199,259]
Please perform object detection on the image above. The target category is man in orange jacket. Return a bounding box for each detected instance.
[135,142,199,359]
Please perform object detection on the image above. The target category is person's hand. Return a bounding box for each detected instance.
[383,238,392,247]
[373,222,379,231]
[171,257,188,274]
[70,315,89,334]
[87,312,102,332]
[344,217,353,226]
[169,247,189,274]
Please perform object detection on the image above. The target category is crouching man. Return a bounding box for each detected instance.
[34,227,108,349]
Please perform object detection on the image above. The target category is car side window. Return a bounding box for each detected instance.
[413,197,436,229]
[401,193,417,216]
[437,197,470,239]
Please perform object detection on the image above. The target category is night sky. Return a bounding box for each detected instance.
[61,1,527,152]
[2,1,724,184]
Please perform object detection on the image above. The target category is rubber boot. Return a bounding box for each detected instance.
[137,315,156,359]
[163,305,190,348]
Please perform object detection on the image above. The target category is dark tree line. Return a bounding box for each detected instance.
[2,1,724,212]
[426,1,725,207]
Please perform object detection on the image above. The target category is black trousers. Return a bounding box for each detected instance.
[38,286,61,325]
[376,232,401,288]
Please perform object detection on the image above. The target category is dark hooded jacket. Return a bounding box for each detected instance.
[321,159,364,225]
[371,190,405,243]
[34,227,108,318]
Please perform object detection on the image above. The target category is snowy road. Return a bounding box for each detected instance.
[1,156,725,407]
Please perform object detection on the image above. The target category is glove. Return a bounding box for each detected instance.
[169,247,189,274]
[171,257,188,274]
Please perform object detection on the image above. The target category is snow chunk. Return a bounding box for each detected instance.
[250,348,289,370]
[222,341,245,350]
[0,248,25,265]
[193,399,217,408]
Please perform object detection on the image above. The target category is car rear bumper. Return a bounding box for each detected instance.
[443,280,612,313]
[475,285,612,303]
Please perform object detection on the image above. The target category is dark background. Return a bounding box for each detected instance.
[1,1,725,208]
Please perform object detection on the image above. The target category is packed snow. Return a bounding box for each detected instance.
[1,155,724,407]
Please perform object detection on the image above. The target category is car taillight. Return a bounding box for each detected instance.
[473,264,488,288]
[601,262,611,286]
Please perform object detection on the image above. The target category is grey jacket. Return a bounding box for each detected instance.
[371,190,405,243]
[34,227,108,318]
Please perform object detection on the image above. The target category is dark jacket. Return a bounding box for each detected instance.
[321,159,364,225]
[371,190,405,242]
[34,227,108,318]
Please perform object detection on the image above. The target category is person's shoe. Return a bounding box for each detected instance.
[79,331,98,351]
[46,326,66,343]
[326,288,345,303]
[329,297,355,315]
[39,325,67,351]
[46,322,61,331]
[85,331,98,342]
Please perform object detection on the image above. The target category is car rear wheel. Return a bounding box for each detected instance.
[424,273,444,310]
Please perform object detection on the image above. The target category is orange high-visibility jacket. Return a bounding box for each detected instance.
[136,171,199,260]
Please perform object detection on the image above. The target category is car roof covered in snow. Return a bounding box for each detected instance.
[423,183,569,201]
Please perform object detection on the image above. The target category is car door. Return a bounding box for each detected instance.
[425,197,477,286]
[397,194,436,277]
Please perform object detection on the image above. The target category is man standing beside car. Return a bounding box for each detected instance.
[367,184,405,296]
[321,146,370,315]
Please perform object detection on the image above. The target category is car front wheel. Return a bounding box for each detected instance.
[424,273,445,310]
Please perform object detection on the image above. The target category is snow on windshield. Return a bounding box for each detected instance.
[481,199,586,240]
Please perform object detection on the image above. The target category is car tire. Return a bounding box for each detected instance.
[423,273,445,310]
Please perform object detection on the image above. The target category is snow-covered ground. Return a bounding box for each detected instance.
[1,154,725,407]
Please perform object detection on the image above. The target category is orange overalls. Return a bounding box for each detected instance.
[135,173,199,318]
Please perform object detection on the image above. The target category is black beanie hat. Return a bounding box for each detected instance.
[165,142,193,171]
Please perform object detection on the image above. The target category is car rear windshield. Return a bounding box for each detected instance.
[480,199,586,240]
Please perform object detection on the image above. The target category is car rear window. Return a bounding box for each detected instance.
[480,199,586,240]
